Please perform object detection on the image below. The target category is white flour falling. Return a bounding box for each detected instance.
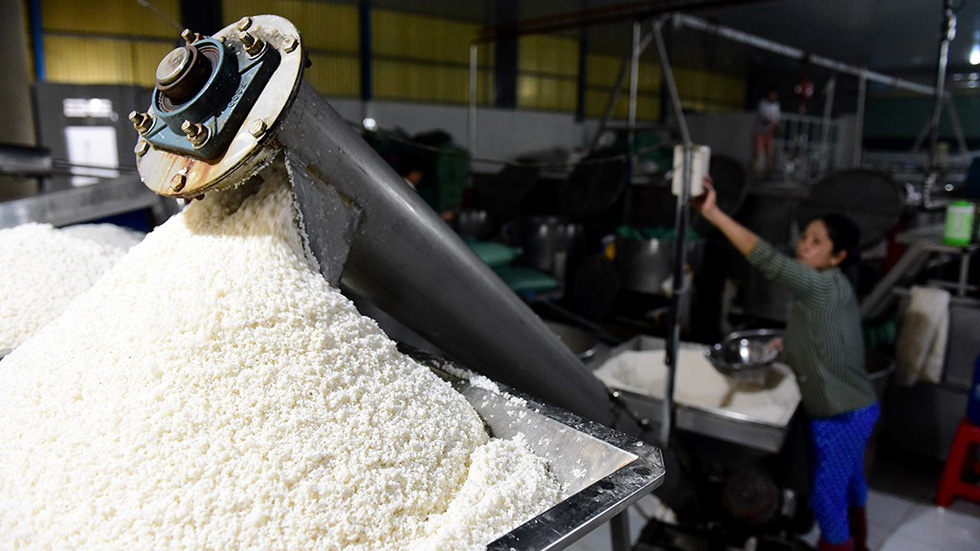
[595,346,800,426]
[0,223,143,350]
[0,178,561,550]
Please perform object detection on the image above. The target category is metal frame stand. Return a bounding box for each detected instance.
[653,17,693,449]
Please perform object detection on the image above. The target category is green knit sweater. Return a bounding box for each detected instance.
[746,240,877,418]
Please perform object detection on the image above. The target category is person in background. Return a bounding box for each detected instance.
[396,153,424,190]
[695,181,878,551]
[753,84,781,178]
[396,153,455,223]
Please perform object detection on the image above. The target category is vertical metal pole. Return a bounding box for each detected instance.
[820,76,836,172]
[944,95,968,155]
[663,145,692,448]
[652,16,693,447]
[576,21,588,122]
[628,20,641,159]
[929,1,956,169]
[853,70,867,168]
[610,511,631,551]
[653,18,691,144]
[29,0,45,81]
[358,0,372,123]
[468,44,478,156]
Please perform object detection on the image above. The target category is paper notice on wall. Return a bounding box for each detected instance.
[65,126,119,187]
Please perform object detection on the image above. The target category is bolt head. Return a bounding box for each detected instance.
[180,120,197,136]
[181,29,196,43]
[134,140,150,157]
[171,174,187,192]
[283,36,298,53]
[249,120,268,138]
[236,16,252,32]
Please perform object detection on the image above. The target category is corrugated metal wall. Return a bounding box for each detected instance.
[40,0,178,87]
[223,0,360,97]
[585,54,661,120]
[33,1,744,116]
[517,35,578,111]
[372,9,491,105]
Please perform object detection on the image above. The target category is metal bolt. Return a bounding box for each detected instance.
[128,111,153,133]
[240,31,265,57]
[181,120,209,147]
[171,173,186,192]
[236,16,252,32]
[134,140,150,157]
[181,29,197,44]
[249,119,268,138]
[283,36,298,53]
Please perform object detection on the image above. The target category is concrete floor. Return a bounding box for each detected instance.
[566,455,980,551]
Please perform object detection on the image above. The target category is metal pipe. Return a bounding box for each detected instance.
[468,43,478,155]
[29,0,45,81]
[928,2,956,170]
[853,70,867,168]
[576,22,588,122]
[653,18,690,144]
[610,511,631,551]
[278,82,624,428]
[662,145,692,447]
[589,55,630,154]
[358,0,372,102]
[819,76,836,170]
[672,13,937,96]
[652,15,694,446]
[475,0,776,43]
[945,95,968,155]
[588,31,653,154]
[628,20,641,160]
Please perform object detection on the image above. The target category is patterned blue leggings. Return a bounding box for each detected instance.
[808,402,880,544]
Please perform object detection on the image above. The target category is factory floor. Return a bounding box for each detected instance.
[567,454,980,551]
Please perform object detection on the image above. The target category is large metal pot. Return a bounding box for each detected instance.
[455,209,494,239]
[615,235,703,295]
[502,216,584,281]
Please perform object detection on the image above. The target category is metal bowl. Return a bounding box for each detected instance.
[706,329,783,379]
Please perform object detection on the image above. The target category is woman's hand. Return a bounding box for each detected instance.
[691,178,718,220]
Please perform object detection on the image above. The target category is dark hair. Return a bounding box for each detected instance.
[807,213,861,268]
[395,152,425,178]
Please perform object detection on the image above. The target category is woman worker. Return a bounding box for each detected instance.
[695,182,879,551]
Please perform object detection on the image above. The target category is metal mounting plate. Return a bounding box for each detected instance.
[135,15,304,199]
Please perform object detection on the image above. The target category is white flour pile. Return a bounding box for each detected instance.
[595,346,800,426]
[0,178,562,550]
[0,223,144,351]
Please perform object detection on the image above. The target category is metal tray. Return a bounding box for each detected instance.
[589,335,800,454]
[422,361,665,551]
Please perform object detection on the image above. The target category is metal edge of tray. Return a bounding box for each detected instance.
[590,335,798,454]
[612,387,789,454]
[421,361,665,551]
[0,175,168,229]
